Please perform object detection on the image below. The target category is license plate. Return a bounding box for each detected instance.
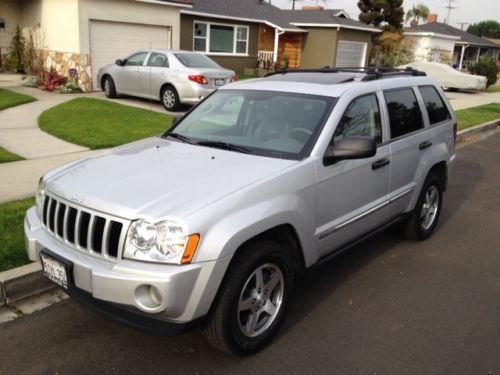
[40,252,69,289]
[214,78,225,86]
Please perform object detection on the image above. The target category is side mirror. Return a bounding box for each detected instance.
[115,59,124,66]
[323,136,376,166]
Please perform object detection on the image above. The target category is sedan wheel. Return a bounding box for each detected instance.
[161,87,179,111]
[103,77,116,98]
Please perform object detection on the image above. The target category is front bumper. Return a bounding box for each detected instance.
[24,207,231,325]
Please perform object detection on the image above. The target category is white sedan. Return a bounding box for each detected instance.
[398,62,487,91]
[97,50,236,112]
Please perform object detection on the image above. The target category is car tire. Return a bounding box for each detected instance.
[202,239,294,356]
[161,85,180,112]
[403,172,443,241]
[103,76,117,99]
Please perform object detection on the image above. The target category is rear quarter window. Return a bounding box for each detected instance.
[384,88,424,139]
[418,86,451,125]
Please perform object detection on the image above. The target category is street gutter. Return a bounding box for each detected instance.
[1,117,499,309]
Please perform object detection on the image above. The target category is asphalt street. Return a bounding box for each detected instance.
[1,132,500,374]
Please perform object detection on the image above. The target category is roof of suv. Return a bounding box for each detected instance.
[223,68,437,97]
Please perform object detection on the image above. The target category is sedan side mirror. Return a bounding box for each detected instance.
[323,136,376,166]
[115,59,124,66]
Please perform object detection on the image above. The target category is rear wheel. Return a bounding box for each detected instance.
[161,85,180,112]
[202,239,294,355]
[403,172,443,241]
[103,76,117,98]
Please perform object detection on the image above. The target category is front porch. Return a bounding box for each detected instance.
[453,44,495,70]
[251,24,303,75]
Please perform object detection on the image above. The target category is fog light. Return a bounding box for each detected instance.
[134,284,164,311]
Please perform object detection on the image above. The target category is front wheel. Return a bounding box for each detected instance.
[202,240,294,355]
[103,76,117,98]
[403,172,443,241]
[161,86,180,112]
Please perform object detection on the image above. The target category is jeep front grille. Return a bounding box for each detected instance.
[41,195,127,259]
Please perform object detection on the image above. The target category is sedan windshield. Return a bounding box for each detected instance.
[175,53,221,69]
[164,90,335,160]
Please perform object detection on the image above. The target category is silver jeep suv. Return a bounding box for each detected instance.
[25,68,456,355]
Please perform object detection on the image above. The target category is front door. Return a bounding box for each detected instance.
[315,93,391,257]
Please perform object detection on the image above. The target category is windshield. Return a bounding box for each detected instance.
[164,90,335,160]
[175,53,221,69]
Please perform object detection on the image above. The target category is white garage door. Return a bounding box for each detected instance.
[90,21,171,90]
[335,41,367,67]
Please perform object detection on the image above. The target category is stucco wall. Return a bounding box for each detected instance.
[78,0,181,55]
[300,28,337,68]
[0,0,22,59]
[404,34,454,63]
[336,29,374,66]
[180,14,259,74]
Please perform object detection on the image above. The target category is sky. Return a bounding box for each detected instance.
[271,0,500,30]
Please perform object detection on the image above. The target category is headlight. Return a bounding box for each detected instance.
[124,219,200,264]
[35,177,46,217]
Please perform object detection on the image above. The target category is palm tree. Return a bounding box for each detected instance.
[405,4,430,27]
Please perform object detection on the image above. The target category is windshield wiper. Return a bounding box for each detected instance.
[196,141,252,154]
[165,132,194,144]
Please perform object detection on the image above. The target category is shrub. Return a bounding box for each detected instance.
[469,55,499,87]
[369,31,415,67]
[6,25,25,73]
[22,75,39,88]
[38,69,67,92]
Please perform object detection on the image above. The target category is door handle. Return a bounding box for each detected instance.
[419,140,433,150]
[372,158,390,170]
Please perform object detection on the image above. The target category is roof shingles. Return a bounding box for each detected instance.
[183,0,379,32]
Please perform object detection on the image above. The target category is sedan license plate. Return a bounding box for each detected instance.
[40,252,69,289]
[214,78,225,86]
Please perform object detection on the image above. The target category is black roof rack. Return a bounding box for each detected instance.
[265,67,426,81]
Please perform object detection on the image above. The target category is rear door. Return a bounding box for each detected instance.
[384,87,429,215]
[143,52,170,99]
[315,92,391,257]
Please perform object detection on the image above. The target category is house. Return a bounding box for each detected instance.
[0,0,193,91]
[180,0,380,74]
[404,15,500,70]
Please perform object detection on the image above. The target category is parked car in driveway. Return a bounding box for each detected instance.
[26,68,456,355]
[398,61,487,91]
[97,50,237,111]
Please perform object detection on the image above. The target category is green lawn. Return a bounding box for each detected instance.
[0,88,36,111]
[456,103,500,131]
[486,85,500,93]
[0,147,24,163]
[0,197,34,272]
[39,98,174,149]
[237,73,258,80]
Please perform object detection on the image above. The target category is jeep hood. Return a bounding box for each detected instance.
[45,138,297,219]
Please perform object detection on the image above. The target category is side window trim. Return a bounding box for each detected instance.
[331,92,384,146]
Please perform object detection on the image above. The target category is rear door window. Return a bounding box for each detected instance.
[384,88,424,139]
[147,53,169,67]
[418,86,451,125]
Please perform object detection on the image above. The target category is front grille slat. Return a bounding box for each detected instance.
[41,195,124,261]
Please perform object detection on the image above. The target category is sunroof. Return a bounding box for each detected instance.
[263,72,355,85]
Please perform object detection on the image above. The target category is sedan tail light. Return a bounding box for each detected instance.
[188,75,208,85]
[230,75,238,83]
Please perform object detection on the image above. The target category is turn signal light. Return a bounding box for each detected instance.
[181,234,200,264]
[188,75,208,85]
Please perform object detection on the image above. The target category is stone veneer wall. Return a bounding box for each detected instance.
[40,50,92,92]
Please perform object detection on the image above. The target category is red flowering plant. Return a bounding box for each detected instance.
[38,69,67,92]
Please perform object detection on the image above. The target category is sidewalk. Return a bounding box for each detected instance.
[0,87,89,159]
[445,90,500,110]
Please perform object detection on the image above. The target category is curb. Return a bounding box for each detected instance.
[456,118,500,144]
[0,263,55,307]
[1,117,499,307]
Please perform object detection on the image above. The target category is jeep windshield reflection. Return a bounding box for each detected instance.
[164,90,335,160]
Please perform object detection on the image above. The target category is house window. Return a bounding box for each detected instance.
[193,21,248,55]
[0,18,5,30]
